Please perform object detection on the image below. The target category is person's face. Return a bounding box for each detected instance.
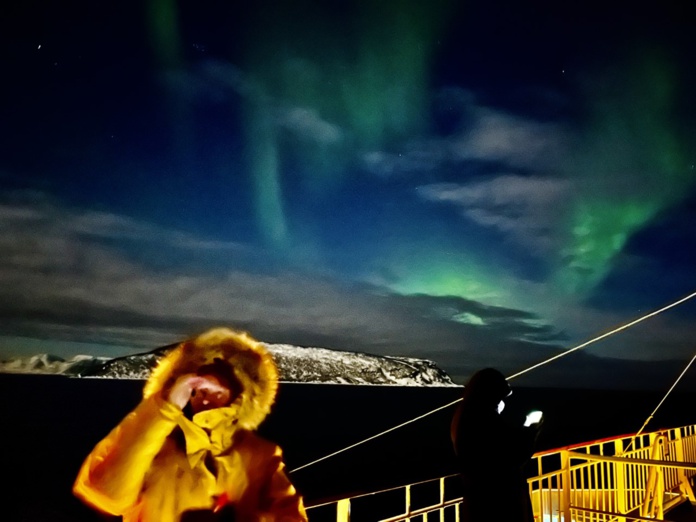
[189,374,233,413]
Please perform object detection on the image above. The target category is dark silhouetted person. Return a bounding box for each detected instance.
[450,368,543,522]
[74,327,308,521]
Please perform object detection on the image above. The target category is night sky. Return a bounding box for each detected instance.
[2,0,695,388]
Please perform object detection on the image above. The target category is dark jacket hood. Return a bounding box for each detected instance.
[461,367,511,409]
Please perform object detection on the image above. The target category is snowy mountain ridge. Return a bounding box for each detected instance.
[0,343,456,387]
[0,353,112,376]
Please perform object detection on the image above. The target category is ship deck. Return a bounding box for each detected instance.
[669,502,696,521]
[307,425,696,521]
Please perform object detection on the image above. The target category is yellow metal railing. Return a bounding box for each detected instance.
[305,474,463,522]
[529,424,696,521]
[306,425,696,521]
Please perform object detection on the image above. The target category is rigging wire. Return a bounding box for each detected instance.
[506,290,696,381]
[622,351,696,455]
[289,398,462,473]
[288,289,696,474]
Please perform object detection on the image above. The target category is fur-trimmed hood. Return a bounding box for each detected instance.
[143,328,278,431]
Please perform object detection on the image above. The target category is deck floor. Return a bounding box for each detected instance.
[669,501,696,522]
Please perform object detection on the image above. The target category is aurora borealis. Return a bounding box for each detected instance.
[2,0,695,388]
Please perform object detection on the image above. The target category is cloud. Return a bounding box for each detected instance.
[449,108,566,169]
[418,175,573,253]
[357,81,696,371]
[166,60,346,149]
[3,194,692,387]
[377,78,693,301]
[0,194,250,254]
[362,87,568,178]
[278,107,343,145]
[0,194,568,381]
[362,139,449,178]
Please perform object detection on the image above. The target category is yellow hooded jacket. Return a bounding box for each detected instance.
[73,328,308,522]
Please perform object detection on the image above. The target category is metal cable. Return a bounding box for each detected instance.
[622,351,696,455]
[507,290,696,381]
[289,398,461,473]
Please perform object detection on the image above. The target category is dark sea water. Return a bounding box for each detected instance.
[2,373,695,521]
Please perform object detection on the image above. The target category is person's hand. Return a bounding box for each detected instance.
[167,374,233,411]
[168,374,202,409]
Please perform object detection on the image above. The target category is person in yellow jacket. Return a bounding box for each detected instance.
[73,327,308,521]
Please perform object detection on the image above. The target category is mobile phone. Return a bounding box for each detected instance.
[524,410,543,427]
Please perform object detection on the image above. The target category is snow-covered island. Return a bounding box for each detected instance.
[0,343,457,387]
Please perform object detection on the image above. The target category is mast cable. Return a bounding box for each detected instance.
[506,290,696,381]
[622,351,696,455]
[289,398,462,473]
[288,289,696,474]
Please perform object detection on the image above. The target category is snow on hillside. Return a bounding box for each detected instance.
[0,343,456,387]
[0,353,111,376]
[268,344,453,386]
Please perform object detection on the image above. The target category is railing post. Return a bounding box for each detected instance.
[336,498,350,522]
[657,468,665,519]
[614,439,627,522]
[674,429,696,504]
[440,477,445,522]
[560,450,572,522]
[641,434,665,518]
